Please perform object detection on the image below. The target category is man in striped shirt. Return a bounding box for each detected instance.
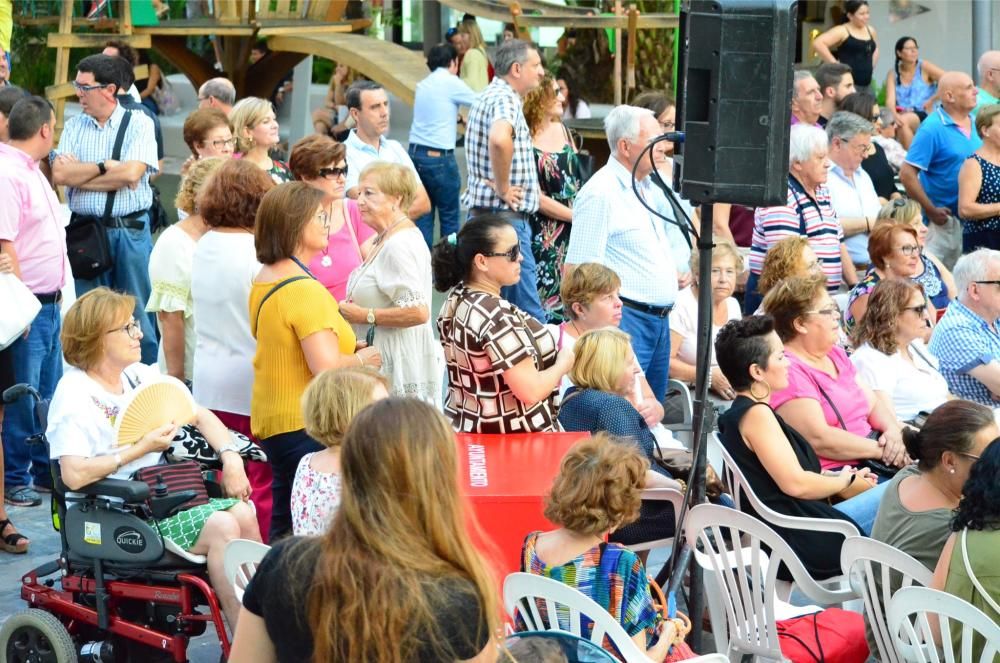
[745,123,857,313]
[52,54,159,363]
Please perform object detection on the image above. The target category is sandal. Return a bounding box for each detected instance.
[4,485,41,507]
[0,518,29,554]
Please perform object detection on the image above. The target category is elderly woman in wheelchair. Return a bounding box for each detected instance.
[46,287,261,629]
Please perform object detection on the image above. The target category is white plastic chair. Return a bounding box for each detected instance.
[223,538,271,602]
[887,586,1000,663]
[685,504,857,662]
[840,536,933,663]
[625,487,687,555]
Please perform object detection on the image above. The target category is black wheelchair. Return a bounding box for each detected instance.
[0,384,233,663]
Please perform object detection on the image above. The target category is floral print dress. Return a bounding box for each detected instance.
[529,142,582,323]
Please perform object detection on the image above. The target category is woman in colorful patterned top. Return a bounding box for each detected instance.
[877,198,954,311]
[433,215,574,433]
[231,97,292,184]
[522,75,582,322]
[290,367,388,537]
[520,433,678,661]
[845,221,924,335]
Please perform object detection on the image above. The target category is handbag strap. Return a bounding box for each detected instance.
[102,108,133,219]
[809,376,849,431]
[253,276,310,331]
[960,529,1000,614]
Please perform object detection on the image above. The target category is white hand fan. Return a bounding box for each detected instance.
[114,375,197,447]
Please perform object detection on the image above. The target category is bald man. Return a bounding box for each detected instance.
[901,71,981,268]
[975,50,1000,112]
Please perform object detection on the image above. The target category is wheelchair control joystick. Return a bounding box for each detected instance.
[153,474,169,498]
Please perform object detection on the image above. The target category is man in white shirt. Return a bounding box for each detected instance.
[343,80,430,220]
[565,105,679,401]
[825,111,881,271]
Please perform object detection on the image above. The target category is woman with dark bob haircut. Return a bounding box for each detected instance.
[433,216,573,433]
[931,438,1000,658]
[715,314,884,579]
[519,433,679,660]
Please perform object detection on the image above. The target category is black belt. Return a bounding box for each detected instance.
[620,296,673,318]
[35,291,63,305]
[409,143,454,155]
[469,207,526,221]
[71,211,146,231]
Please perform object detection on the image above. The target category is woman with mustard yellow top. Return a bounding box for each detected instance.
[250,182,382,540]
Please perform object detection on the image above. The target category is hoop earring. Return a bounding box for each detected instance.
[749,380,771,401]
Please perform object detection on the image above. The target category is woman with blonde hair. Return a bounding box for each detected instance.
[146,157,224,384]
[519,433,678,661]
[230,96,291,183]
[756,236,824,309]
[338,162,442,405]
[457,19,491,92]
[290,367,389,536]
[230,398,501,662]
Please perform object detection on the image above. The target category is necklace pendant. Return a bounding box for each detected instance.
[321,255,332,268]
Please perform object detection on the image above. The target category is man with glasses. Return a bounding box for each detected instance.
[51,54,158,364]
[929,248,1000,405]
[900,71,980,270]
[565,105,679,402]
[0,96,66,507]
[826,111,881,273]
[197,77,236,116]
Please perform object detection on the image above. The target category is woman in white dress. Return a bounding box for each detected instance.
[339,162,442,405]
[146,157,224,384]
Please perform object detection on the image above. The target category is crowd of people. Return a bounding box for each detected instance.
[0,3,998,660]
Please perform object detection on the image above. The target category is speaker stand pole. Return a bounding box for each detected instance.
[686,201,717,650]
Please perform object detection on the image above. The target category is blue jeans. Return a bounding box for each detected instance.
[409,144,461,248]
[259,428,322,540]
[75,210,158,364]
[743,271,762,315]
[833,480,889,536]
[2,302,63,488]
[620,305,671,402]
[468,209,546,322]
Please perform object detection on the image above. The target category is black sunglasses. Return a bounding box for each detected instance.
[903,304,928,316]
[483,243,520,262]
[318,166,348,179]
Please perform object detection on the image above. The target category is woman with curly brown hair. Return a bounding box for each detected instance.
[756,236,824,313]
[191,159,275,538]
[519,433,678,661]
[522,74,582,322]
[850,278,950,423]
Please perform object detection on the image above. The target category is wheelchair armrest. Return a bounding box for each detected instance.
[149,491,199,520]
[60,476,151,503]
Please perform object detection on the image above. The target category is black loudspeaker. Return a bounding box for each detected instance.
[673,0,798,206]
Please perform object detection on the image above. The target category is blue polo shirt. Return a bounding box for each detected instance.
[905,108,981,215]
[927,298,1000,405]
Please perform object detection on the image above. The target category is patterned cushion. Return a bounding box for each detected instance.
[166,424,267,466]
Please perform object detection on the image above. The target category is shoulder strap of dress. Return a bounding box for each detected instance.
[960,528,1000,614]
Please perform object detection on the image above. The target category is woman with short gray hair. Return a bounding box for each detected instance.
[744,123,856,313]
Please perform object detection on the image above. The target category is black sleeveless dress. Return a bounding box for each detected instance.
[717,396,861,580]
[834,27,876,87]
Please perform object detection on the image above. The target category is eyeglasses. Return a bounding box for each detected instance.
[842,139,872,157]
[74,82,110,94]
[895,244,921,256]
[806,305,841,318]
[902,304,928,316]
[318,165,348,179]
[106,319,141,340]
[208,137,236,149]
[958,451,981,461]
[974,280,1000,287]
[892,198,910,208]
[482,243,521,262]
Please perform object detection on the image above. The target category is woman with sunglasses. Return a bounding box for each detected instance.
[844,221,927,335]
[850,278,950,424]
[289,135,375,302]
[433,215,574,433]
[337,162,442,406]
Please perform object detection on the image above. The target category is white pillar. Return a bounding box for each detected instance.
[288,55,314,147]
[973,0,993,76]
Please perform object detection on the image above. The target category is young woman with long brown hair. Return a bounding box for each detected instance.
[229,397,501,662]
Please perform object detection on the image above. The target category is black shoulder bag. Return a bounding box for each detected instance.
[65,109,133,280]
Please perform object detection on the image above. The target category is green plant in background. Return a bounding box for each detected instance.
[632,0,676,98]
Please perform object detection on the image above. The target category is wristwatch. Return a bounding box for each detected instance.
[97,161,107,175]
[217,442,241,459]
[366,308,376,325]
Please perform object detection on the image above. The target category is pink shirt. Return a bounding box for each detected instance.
[308,199,375,302]
[771,345,870,470]
[0,143,66,294]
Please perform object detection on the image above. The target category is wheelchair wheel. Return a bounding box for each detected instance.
[0,608,77,663]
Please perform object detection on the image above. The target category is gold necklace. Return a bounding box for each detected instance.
[372,216,408,248]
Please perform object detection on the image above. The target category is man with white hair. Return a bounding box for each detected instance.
[564,105,679,402]
[928,248,1000,405]
[197,77,236,115]
[975,50,1000,113]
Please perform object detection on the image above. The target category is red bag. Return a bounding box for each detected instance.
[777,608,869,663]
[133,460,210,510]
